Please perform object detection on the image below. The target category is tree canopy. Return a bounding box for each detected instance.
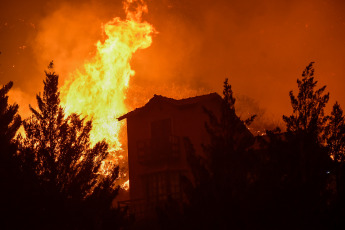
[0,81,21,150]
[0,81,22,230]
[18,62,120,229]
[283,62,329,143]
[326,102,345,162]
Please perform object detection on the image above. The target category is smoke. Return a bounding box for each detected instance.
[236,95,285,134]
[1,0,345,120]
[129,0,345,119]
[7,88,32,117]
[33,1,125,84]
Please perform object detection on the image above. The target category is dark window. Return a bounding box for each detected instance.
[137,141,145,159]
[170,136,180,158]
[137,119,182,163]
[145,171,182,200]
[137,139,150,161]
[151,119,172,157]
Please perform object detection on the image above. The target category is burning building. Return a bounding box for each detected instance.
[118,92,229,219]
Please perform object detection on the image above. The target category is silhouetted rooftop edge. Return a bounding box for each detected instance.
[117,92,222,121]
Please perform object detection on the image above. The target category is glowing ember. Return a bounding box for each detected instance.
[60,0,154,153]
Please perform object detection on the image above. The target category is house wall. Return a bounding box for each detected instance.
[126,96,222,200]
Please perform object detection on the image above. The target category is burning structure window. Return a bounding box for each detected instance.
[137,139,150,161]
[169,135,180,158]
[151,119,172,156]
[145,171,182,201]
[137,118,181,163]
[169,173,180,195]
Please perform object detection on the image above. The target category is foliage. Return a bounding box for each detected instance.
[281,62,331,187]
[283,62,329,142]
[203,78,255,157]
[173,67,337,229]
[326,102,345,162]
[3,61,345,229]
[19,62,120,229]
[0,81,21,149]
[172,78,256,229]
[278,62,334,227]
[325,102,345,227]
[201,78,255,198]
[0,81,22,229]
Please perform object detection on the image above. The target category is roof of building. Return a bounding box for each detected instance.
[118,93,222,121]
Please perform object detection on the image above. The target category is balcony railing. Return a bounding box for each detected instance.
[118,192,183,221]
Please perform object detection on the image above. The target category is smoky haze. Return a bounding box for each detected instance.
[1,0,345,125]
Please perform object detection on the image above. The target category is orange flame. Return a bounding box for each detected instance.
[60,0,154,154]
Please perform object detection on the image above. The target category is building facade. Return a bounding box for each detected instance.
[118,93,224,218]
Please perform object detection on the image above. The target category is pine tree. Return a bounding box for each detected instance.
[326,102,345,162]
[282,63,332,225]
[0,81,21,152]
[0,81,22,229]
[20,62,120,228]
[326,102,345,218]
[283,62,329,142]
[176,79,255,229]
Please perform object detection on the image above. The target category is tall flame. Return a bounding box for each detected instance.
[60,0,154,153]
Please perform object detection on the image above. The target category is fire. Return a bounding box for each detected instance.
[60,0,154,154]
[123,179,130,190]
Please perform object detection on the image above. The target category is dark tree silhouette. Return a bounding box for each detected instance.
[171,79,256,229]
[326,102,345,162]
[280,62,332,228]
[283,62,329,142]
[0,81,21,152]
[156,68,343,229]
[19,62,120,229]
[0,81,22,229]
[325,102,345,227]
[282,62,331,182]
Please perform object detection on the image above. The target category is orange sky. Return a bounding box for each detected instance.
[1,0,345,124]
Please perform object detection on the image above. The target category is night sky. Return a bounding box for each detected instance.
[1,0,345,125]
